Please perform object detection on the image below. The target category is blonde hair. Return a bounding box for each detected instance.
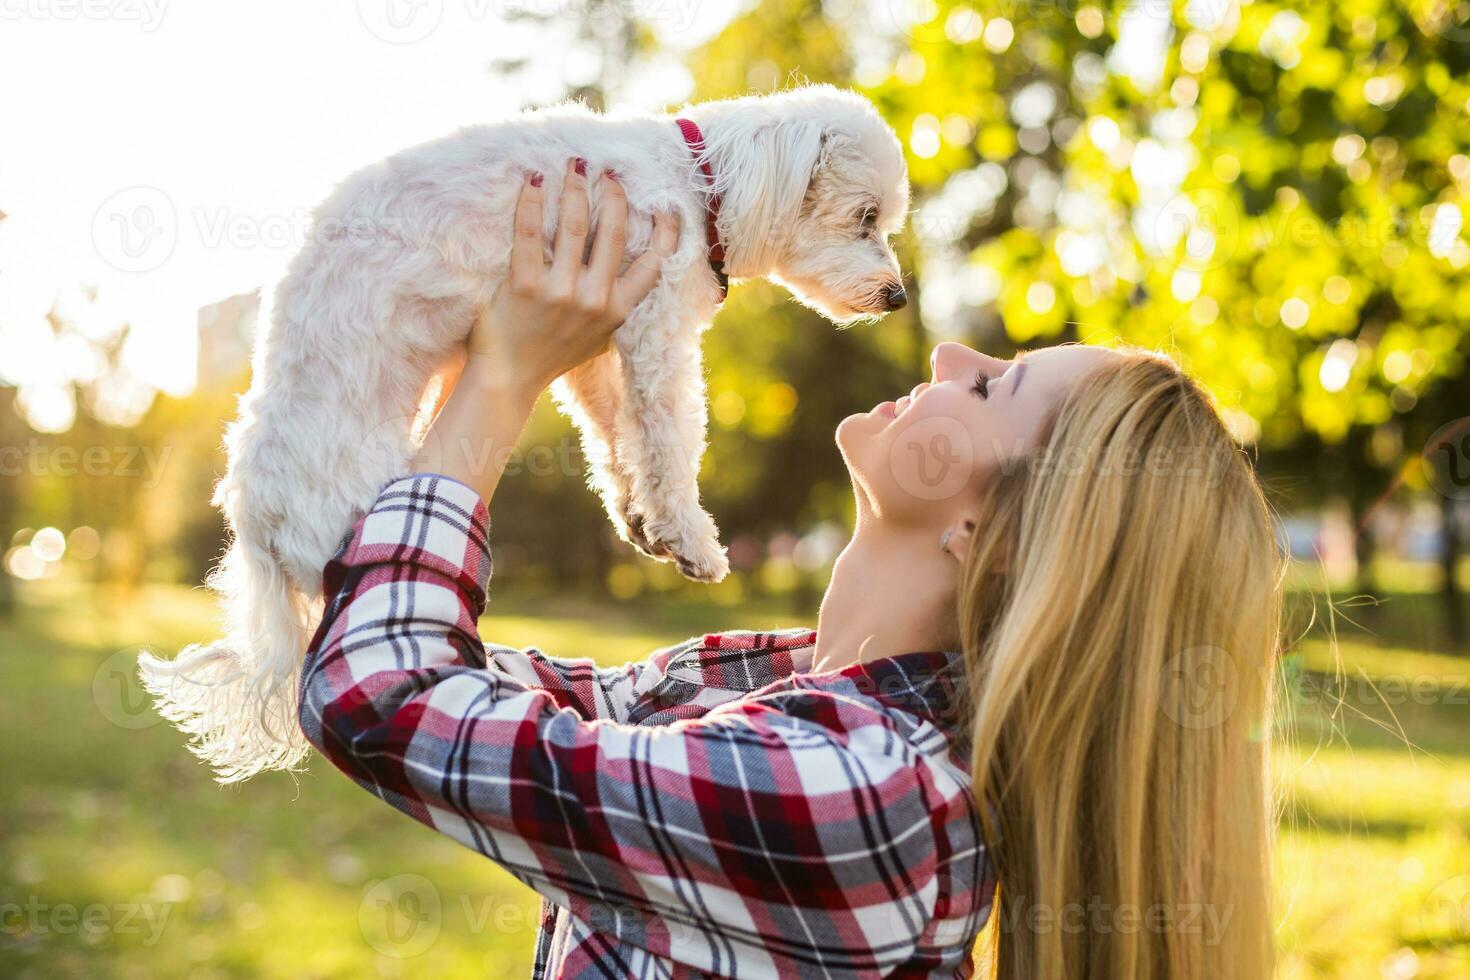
[961,349,1281,979]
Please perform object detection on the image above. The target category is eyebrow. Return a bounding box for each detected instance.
[1010,350,1030,395]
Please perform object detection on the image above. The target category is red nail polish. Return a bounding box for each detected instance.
[574,157,587,176]
[529,171,543,187]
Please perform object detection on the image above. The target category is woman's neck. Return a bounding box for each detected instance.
[813,521,959,674]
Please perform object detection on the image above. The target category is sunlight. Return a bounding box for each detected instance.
[0,1,724,412]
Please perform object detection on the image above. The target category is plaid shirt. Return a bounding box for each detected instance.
[299,475,994,977]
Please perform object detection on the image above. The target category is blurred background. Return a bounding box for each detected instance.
[1,0,1468,976]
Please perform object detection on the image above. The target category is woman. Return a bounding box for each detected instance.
[298,161,1281,978]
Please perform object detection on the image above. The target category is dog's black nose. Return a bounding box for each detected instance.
[883,284,907,311]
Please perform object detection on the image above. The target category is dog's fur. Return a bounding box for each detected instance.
[138,83,910,781]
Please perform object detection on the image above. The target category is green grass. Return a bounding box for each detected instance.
[1,576,1467,977]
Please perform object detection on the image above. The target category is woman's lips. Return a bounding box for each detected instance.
[881,383,927,420]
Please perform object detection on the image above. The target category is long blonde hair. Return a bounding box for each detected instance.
[961,349,1281,979]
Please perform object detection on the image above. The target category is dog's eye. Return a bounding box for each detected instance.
[859,208,877,229]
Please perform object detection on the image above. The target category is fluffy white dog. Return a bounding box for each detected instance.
[139,83,910,781]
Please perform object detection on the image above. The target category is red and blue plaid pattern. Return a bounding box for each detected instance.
[299,475,994,977]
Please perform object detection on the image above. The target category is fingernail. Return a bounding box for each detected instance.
[529,171,543,187]
[574,157,587,177]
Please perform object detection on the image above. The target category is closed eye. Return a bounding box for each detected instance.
[972,370,990,399]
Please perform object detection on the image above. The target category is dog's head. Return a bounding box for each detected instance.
[694,85,910,323]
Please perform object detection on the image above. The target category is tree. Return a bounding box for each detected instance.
[860,0,1469,620]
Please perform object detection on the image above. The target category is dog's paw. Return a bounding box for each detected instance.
[647,522,729,584]
[622,510,671,560]
[673,545,730,584]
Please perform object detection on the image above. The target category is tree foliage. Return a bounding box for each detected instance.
[858,0,1468,484]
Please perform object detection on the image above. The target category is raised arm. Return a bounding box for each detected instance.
[299,474,950,972]
[418,159,678,509]
[298,164,958,970]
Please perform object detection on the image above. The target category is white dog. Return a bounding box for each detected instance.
[138,83,910,781]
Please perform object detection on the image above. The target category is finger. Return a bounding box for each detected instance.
[510,172,547,287]
[611,210,679,316]
[421,346,467,427]
[547,157,590,288]
[585,169,630,290]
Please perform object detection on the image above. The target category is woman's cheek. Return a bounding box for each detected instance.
[885,411,977,504]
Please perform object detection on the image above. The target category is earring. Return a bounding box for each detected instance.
[938,528,954,555]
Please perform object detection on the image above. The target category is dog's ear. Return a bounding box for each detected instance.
[813,127,858,175]
[710,116,829,274]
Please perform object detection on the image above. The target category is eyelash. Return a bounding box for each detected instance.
[972,370,990,399]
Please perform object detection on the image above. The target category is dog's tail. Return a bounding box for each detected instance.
[138,478,314,783]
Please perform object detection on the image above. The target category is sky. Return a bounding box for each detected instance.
[0,0,732,421]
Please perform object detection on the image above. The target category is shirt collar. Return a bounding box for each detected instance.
[824,649,967,745]
[656,629,966,743]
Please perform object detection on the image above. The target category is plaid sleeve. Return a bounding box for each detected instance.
[299,475,951,974]
[482,645,645,722]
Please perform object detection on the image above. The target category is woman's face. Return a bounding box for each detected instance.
[837,342,1115,526]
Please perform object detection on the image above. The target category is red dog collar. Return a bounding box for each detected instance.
[675,116,728,302]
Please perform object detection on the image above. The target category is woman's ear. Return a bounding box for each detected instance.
[941,518,977,563]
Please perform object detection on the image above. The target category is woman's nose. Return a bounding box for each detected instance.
[931,342,1012,384]
[930,342,981,383]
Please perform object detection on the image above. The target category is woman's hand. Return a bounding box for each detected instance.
[415,157,679,506]
[467,157,680,401]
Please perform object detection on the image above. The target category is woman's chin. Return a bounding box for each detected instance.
[836,413,876,460]
[837,405,890,444]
